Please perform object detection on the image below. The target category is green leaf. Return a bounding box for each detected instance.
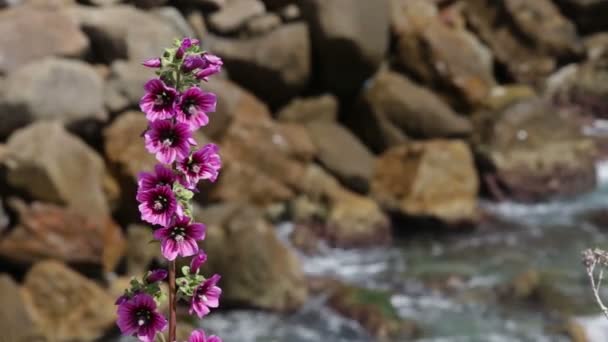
[181,266,191,276]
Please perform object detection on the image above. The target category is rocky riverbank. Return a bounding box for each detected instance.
[0,0,608,340]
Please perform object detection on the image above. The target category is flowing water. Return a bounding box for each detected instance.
[199,161,608,342]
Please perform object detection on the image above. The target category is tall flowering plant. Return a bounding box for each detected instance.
[115,38,224,342]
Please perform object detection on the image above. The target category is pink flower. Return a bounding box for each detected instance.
[195,54,223,81]
[142,58,162,68]
[144,120,196,164]
[136,185,180,227]
[146,269,168,283]
[188,329,222,342]
[176,87,217,130]
[177,144,222,188]
[189,274,221,318]
[176,37,199,59]
[139,79,178,122]
[153,216,205,261]
[117,293,167,342]
[137,164,178,193]
[190,250,208,274]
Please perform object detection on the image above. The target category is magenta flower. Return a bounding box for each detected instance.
[190,250,208,274]
[144,120,196,164]
[189,274,221,318]
[177,144,222,188]
[142,58,161,68]
[175,87,216,129]
[138,164,177,193]
[189,329,222,342]
[137,185,180,227]
[139,79,178,122]
[117,293,167,342]
[153,216,206,261]
[176,37,199,59]
[115,295,129,306]
[146,269,168,284]
[195,54,223,81]
[182,55,207,73]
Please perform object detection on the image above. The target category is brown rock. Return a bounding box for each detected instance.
[276,94,338,124]
[22,260,115,341]
[0,199,125,272]
[244,12,282,36]
[208,0,265,34]
[208,22,310,107]
[2,122,110,218]
[350,69,472,152]
[0,5,89,74]
[104,61,155,112]
[126,224,160,276]
[197,203,308,311]
[372,140,479,224]
[0,275,45,342]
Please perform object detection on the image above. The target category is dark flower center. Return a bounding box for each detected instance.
[153,195,168,211]
[160,130,176,147]
[170,226,186,241]
[181,99,198,117]
[154,92,173,106]
[136,309,152,327]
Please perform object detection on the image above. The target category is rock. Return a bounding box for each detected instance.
[2,122,111,218]
[0,5,88,74]
[0,199,125,272]
[554,0,608,34]
[483,85,537,111]
[464,0,558,84]
[152,6,196,38]
[22,260,115,341]
[280,3,300,21]
[305,121,374,193]
[0,275,45,342]
[0,198,9,233]
[299,0,389,95]
[132,0,168,8]
[126,224,160,276]
[327,283,420,339]
[104,61,155,112]
[392,0,495,107]
[0,57,106,138]
[276,94,338,124]
[208,0,266,34]
[244,12,282,36]
[70,4,183,63]
[349,69,472,152]
[80,0,121,5]
[473,98,597,202]
[197,203,308,311]
[208,23,310,107]
[503,0,580,56]
[261,0,291,9]
[372,140,479,224]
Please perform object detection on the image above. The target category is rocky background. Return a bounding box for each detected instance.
[0,0,607,341]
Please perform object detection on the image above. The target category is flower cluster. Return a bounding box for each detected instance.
[116,37,224,342]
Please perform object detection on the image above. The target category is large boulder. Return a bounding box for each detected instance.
[22,260,115,341]
[207,23,310,107]
[2,122,111,218]
[69,4,183,63]
[276,94,338,124]
[391,0,495,107]
[305,121,374,193]
[473,98,597,202]
[197,203,308,311]
[0,275,45,341]
[0,5,89,74]
[0,57,106,139]
[207,0,266,34]
[372,140,478,224]
[349,69,472,153]
[0,198,125,272]
[299,0,389,96]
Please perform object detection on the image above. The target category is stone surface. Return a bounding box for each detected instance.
[392,0,495,107]
[305,121,374,193]
[126,224,160,276]
[473,98,597,202]
[2,122,110,218]
[70,4,183,63]
[104,61,155,112]
[152,6,196,38]
[299,0,389,95]
[0,57,106,138]
[208,23,310,107]
[197,203,308,311]
[0,275,45,342]
[372,140,479,224]
[276,94,338,124]
[350,69,472,152]
[22,260,115,342]
[244,12,282,36]
[208,0,265,34]
[0,198,125,272]
[0,5,89,74]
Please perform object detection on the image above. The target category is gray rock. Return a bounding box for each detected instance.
[280,3,300,21]
[299,0,389,95]
[208,0,266,34]
[2,122,110,218]
[208,23,310,107]
[104,60,155,112]
[277,94,338,123]
[244,12,281,36]
[153,6,195,38]
[0,5,89,74]
[0,57,106,138]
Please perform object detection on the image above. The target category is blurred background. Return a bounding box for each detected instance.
[1,0,608,341]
